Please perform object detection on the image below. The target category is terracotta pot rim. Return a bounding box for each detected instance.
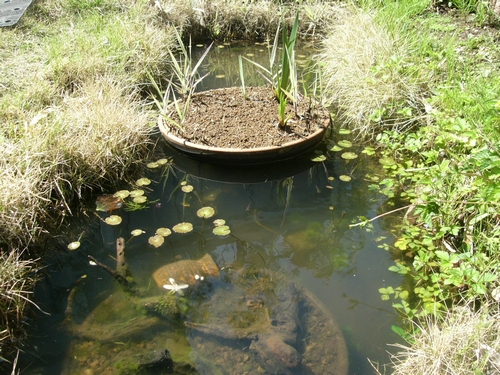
[157,87,330,164]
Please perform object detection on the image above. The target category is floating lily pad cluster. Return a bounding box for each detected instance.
[310,128,357,183]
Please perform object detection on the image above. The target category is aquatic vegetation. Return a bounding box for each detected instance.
[148,235,165,248]
[113,190,130,199]
[132,196,148,204]
[212,225,231,236]
[156,228,172,237]
[136,178,151,186]
[172,222,194,233]
[196,206,216,218]
[181,185,194,193]
[241,14,301,128]
[104,215,122,226]
[131,229,145,237]
[67,241,81,251]
[340,152,358,160]
[129,189,145,198]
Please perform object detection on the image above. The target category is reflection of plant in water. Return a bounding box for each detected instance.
[276,177,293,225]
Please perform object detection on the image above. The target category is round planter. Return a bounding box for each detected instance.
[157,87,331,165]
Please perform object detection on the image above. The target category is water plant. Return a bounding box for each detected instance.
[150,29,213,131]
[241,13,300,128]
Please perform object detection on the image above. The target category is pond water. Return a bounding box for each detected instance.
[19,42,404,375]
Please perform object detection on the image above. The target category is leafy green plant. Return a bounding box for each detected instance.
[150,29,212,130]
[241,14,300,128]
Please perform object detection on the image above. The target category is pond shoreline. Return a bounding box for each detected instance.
[1,0,499,373]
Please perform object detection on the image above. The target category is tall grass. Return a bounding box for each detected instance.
[0,251,39,364]
[317,9,428,137]
[377,303,500,374]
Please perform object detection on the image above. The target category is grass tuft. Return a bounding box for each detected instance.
[0,251,38,362]
[317,9,425,137]
[383,303,500,374]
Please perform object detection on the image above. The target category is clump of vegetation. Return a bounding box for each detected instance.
[377,303,500,374]
[153,0,345,40]
[317,9,426,137]
[0,251,39,363]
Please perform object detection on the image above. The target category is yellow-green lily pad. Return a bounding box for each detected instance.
[105,215,122,226]
[148,235,164,248]
[339,175,352,182]
[338,129,351,135]
[130,189,145,198]
[311,154,326,162]
[147,162,159,169]
[213,219,226,227]
[182,185,194,193]
[197,206,215,219]
[156,227,172,237]
[329,145,343,152]
[337,140,352,148]
[156,158,169,165]
[113,190,130,199]
[133,196,147,204]
[341,152,358,160]
[131,229,145,237]
[67,241,81,251]
[213,225,231,236]
[136,178,151,186]
[172,222,193,233]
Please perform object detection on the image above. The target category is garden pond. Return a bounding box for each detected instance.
[19,42,404,375]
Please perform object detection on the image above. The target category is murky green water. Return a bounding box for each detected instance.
[20,42,404,375]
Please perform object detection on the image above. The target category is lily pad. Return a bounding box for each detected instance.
[341,152,358,160]
[148,235,164,248]
[172,222,193,234]
[213,225,231,236]
[156,158,169,165]
[105,215,122,226]
[156,227,172,237]
[338,129,351,135]
[197,206,215,219]
[136,178,151,186]
[131,229,145,237]
[329,145,343,152]
[147,162,159,169]
[213,219,226,227]
[337,140,352,148]
[311,154,326,162]
[182,185,194,193]
[67,241,81,251]
[130,189,145,198]
[379,157,396,166]
[339,175,352,182]
[113,190,130,199]
[133,196,147,204]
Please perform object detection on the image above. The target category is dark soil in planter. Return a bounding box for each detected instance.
[166,86,330,149]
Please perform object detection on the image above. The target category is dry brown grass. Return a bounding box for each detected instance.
[153,0,347,40]
[317,10,424,137]
[372,304,500,374]
[0,77,153,245]
[0,251,38,363]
